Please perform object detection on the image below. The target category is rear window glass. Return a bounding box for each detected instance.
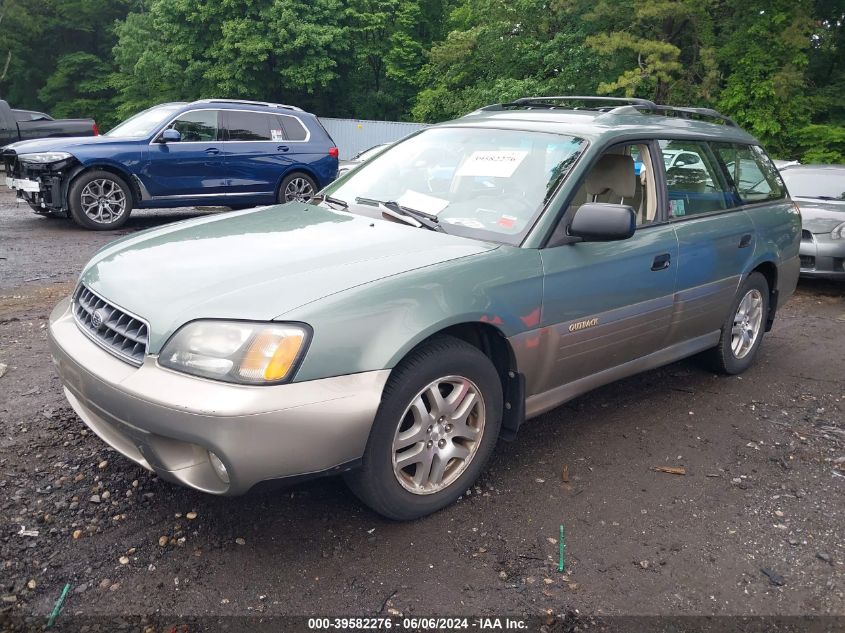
[227,111,282,141]
[711,143,786,203]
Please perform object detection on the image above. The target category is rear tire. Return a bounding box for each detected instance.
[278,172,317,203]
[707,272,769,374]
[68,170,133,230]
[345,336,503,520]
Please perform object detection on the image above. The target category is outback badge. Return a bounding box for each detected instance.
[568,317,599,333]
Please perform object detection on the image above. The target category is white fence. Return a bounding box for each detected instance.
[319,117,428,160]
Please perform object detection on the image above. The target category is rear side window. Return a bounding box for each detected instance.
[226,111,284,141]
[658,140,738,218]
[711,143,786,203]
[278,115,308,141]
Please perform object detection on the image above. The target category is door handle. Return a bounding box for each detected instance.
[651,253,671,271]
[277,145,289,152]
[205,147,220,155]
[738,233,753,248]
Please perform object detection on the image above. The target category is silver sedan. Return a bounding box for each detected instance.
[781,165,845,279]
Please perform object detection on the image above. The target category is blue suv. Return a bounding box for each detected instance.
[2,99,338,229]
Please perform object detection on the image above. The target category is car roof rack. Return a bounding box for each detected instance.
[485,96,657,111]
[479,95,737,127]
[606,103,738,127]
[195,98,303,112]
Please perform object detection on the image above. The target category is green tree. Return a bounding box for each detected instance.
[715,0,815,156]
[581,0,719,104]
[0,0,135,126]
[413,0,605,121]
[340,0,447,119]
[110,0,350,122]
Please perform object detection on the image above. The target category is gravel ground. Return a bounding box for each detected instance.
[0,187,843,627]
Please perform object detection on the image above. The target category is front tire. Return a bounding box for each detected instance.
[708,272,769,374]
[345,336,503,520]
[68,170,133,230]
[278,172,317,203]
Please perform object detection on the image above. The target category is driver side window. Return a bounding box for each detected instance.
[565,142,658,226]
[167,110,219,143]
[548,142,656,246]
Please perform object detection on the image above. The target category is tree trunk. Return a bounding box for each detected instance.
[654,78,670,104]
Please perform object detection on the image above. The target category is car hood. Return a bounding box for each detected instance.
[796,198,845,233]
[80,203,498,352]
[4,135,139,155]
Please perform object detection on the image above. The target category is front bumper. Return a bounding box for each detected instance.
[48,297,389,495]
[2,152,72,212]
[799,233,845,279]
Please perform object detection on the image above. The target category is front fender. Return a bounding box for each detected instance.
[284,246,544,382]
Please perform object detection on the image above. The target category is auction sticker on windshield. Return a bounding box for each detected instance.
[396,189,450,215]
[456,150,528,178]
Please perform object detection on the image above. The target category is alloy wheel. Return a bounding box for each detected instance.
[284,177,315,202]
[80,179,127,225]
[731,288,764,359]
[391,375,486,495]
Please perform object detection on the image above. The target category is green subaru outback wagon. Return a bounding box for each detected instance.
[48,97,800,519]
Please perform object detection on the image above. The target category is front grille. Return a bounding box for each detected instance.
[73,285,149,366]
[799,255,815,269]
[801,229,814,242]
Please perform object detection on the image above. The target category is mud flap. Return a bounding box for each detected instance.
[499,371,525,442]
[765,289,779,332]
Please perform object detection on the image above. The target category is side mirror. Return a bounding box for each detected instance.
[569,203,636,242]
[159,128,181,143]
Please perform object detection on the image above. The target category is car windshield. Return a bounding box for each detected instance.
[355,144,389,161]
[781,169,845,201]
[324,127,585,244]
[105,104,184,138]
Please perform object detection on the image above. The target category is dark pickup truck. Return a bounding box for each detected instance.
[1,100,97,150]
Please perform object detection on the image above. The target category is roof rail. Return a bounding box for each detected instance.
[195,98,303,112]
[476,95,738,127]
[486,96,658,111]
[606,103,737,127]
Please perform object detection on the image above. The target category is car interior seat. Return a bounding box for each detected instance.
[586,154,636,204]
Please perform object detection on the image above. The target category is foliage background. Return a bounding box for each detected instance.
[0,0,842,161]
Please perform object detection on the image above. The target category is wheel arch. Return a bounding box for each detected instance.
[64,162,138,208]
[748,259,778,331]
[275,166,320,200]
[388,320,525,441]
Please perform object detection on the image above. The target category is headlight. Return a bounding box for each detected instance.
[159,321,309,384]
[18,152,73,164]
[831,222,845,240]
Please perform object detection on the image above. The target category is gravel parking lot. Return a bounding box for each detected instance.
[1,186,843,626]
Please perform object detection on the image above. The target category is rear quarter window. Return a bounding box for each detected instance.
[711,143,786,204]
[278,115,308,141]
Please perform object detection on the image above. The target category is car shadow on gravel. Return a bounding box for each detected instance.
[30,207,228,234]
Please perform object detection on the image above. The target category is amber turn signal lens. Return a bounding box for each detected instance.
[263,331,305,381]
[238,329,305,382]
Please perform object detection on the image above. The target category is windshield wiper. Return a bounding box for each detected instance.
[354,196,444,232]
[310,193,349,210]
[814,195,845,202]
